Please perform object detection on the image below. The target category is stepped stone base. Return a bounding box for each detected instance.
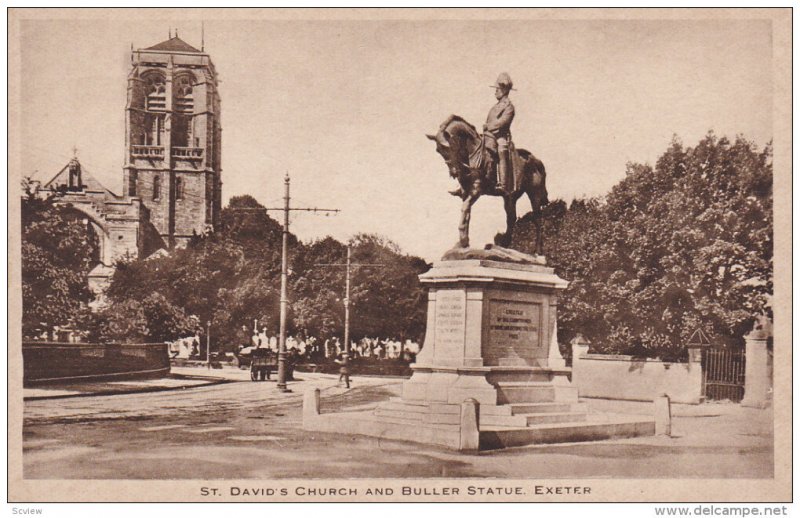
[304,370,655,451]
[303,258,655,451]
[304,401,655,452]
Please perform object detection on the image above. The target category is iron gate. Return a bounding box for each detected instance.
[701,348,746,402]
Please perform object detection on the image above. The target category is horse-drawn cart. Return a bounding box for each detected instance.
[250,348,275,381]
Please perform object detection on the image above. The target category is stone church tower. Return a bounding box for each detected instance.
[41,34,224,303]
[123,35,222,248]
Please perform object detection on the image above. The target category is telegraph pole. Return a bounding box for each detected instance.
[206,320,211,370]
[227,174,339,392]
[344,246,351,370]
[317,245,384,388]
[276,175,291,392]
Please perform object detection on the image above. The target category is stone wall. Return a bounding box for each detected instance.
[571,348,703,404]
[22,342,170,384]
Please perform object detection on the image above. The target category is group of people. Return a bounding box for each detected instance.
[169,325,421,364]
[236,327,419,364]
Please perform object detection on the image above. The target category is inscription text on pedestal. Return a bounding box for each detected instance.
[488,299,542,361]
[434,290,467,359]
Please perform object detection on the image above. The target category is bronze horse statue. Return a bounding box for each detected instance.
[427,115,548,255]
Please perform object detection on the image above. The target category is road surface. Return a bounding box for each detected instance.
[23,368,774,479]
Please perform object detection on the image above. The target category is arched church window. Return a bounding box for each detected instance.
[174,75,194,113]
[144,73,166,112]
[153,176,161,200]
[175,177,183,200]
[141,72,166,148]
[172,74,195,148]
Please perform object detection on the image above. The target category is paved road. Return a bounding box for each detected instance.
[23,369,774,479]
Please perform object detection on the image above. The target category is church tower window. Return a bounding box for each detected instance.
[174,75,194,113]
[142,72,166,147]
[175,177,183,200]
[153,176,161,200]
[144,73,166,111]
[173,74,195,147]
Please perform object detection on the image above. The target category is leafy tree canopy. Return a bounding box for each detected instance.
[21,178,99,339]
[101,199,430,349]
[513,133,772,360]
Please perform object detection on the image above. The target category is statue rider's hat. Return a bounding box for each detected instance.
[490,72,516,91]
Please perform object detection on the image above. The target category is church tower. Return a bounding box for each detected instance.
[123,33,222,248]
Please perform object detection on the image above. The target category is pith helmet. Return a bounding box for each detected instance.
[491,72,516,91]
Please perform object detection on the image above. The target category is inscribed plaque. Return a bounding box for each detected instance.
[487,299,542,362]
[433,289,466,360]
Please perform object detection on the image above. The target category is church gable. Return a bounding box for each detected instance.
[43,158,119,198]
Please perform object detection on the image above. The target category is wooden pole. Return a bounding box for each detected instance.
[206,321,211,369]
[342,246,351,387]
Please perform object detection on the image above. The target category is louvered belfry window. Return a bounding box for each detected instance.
[174,75,194,113]
[145,73,166,111]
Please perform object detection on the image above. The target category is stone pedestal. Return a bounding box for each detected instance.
[400,259,570,407]
[304,257,656,451]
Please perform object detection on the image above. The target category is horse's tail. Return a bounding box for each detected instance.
[533,157,549,206]
[517,148,548,206]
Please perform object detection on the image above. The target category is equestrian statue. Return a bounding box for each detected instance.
[426,73,549,257]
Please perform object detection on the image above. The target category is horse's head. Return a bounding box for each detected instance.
[426,129,460,180]
[426,115,480,180]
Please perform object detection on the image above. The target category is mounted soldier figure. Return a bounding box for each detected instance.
[427,73,549,254]
[484,72,515,195]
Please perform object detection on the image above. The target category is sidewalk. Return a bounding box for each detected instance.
[23,370,231,400]
[22,364,349,400]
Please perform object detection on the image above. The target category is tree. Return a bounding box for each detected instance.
[140,293,200,342]
[346,233,429,343]
[213,272,280,349]
[289,237,348,341]
[512,133,772,360]
[85,299,149,343]
[103,196,291,350]
[21,178,99,339]
[99,200,429,351]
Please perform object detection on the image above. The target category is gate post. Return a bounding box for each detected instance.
[687,347,704,403]
[741,317,772,408]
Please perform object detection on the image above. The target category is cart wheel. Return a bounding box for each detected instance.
[250,369,258,381]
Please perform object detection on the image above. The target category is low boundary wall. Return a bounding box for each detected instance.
[23,342,170,385]
[572,348,703,404]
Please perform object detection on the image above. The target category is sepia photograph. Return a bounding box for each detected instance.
[7,7,792,505]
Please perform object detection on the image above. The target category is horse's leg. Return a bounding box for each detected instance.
[535,209,544,256]
[458,191,479,248]
[496,192,520,247]
[526,187,544,256]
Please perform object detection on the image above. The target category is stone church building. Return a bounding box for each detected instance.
[42,35,222,297]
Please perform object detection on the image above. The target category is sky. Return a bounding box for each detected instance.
[16,16,773,262]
